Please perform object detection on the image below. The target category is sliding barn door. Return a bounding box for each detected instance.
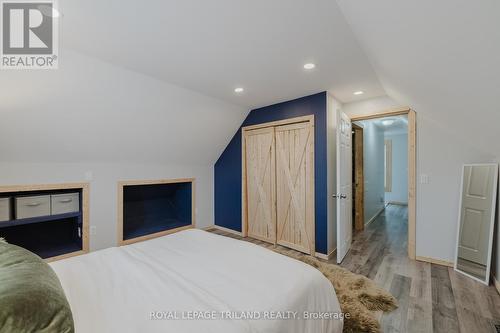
[244,127,276,243]
[275,122,315,255]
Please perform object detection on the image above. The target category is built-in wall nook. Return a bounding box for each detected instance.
[0,183,89,262]
[117,178,195,245]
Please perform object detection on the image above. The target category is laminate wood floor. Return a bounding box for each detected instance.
[208,204,500,332]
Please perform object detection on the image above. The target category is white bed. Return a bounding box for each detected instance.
[50,229,343,333]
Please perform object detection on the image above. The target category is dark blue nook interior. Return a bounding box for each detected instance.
[123,182,192,240]
[0,189,83,259]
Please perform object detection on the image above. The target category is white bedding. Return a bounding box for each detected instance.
[50,229,343,333]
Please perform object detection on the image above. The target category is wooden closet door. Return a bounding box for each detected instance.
[275,122,315,254]
[244,127,276,243]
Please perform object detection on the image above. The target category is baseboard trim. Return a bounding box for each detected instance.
[209,225,334,260]
[365,206,386,227]
[315,248,336,261]
[416,255,454,267]
[205,225,243,237]
[493,275,500,295]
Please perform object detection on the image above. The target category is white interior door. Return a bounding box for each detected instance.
[458,164,497,265]
[336,110,352,263]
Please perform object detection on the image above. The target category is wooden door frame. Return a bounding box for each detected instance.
[350,107,417,260]
[241,115,315,240]
[352,123,365,232]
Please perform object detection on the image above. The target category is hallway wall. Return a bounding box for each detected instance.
[358,121,385,224]
[385,133,408,204]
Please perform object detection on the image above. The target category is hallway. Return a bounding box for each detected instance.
[341,204,500,332]
[341,204,408,278]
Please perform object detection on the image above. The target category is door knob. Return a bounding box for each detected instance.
[333,194,347,199]
[340,194,347,199]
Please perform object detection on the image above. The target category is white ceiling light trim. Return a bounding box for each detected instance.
[303,63,316,70]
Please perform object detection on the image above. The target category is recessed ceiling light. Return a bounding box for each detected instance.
[234,87,244,93]
[382,119,395,126]
[303,63,316,70]
[353,91,364,95]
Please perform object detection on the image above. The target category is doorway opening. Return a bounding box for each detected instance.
[352,114,409,233]
[351,111,414,259]
[336,107,416,263]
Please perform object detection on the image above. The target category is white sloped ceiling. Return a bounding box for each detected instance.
[0,50,247,164]
[336,0,500,156]
[59,0,384,107]
[0,0,385,165]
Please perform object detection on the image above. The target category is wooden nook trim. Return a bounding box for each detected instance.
[0,182,90,262]
[45,250,88,263]
[119,225,193,246]
[351,107,417,260]
[117,178,196,246]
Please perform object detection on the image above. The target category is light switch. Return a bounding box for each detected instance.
[420,174,429,184]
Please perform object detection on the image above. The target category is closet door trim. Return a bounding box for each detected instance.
[241,115,314,238]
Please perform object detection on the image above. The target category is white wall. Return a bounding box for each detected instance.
[417,116,493,263]
[0,162,213,251]
[0,49,246,252]
[344,96,496,265]
[384,133,408,204]
[343,95,402,116]
[357,120,385,224]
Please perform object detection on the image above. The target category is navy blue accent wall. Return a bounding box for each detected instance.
[214,92,328,254]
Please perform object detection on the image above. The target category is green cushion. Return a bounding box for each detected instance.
[0,242,74,333]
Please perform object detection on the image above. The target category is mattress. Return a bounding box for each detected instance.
[50,229,343,333]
